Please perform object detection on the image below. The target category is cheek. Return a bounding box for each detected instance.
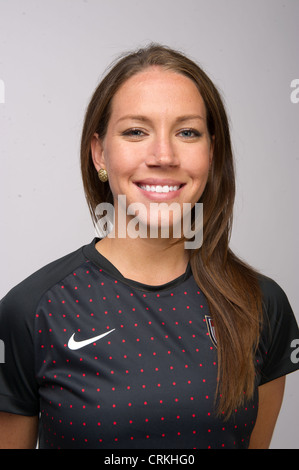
[188,159,211,201]
[103,141,123,173]
[188,153,211,182]
[103,145,138,196]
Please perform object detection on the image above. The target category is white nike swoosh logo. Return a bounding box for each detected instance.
[68,329,116,350]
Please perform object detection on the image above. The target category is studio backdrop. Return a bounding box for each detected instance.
[0,0,298,449]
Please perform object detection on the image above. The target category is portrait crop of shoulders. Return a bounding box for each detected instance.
[0,0,298,451]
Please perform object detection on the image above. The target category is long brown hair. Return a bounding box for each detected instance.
[80,44,263,418]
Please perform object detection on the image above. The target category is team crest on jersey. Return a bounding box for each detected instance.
[205,315,217,348]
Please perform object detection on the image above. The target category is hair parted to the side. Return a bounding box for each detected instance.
[80,43,263,419]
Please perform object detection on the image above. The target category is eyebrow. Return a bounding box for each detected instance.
[116,114,205,124]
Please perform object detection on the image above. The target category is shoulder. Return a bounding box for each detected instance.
[0,241,93,416]
[257,273,298,344]
[258,274,289,303]
[0,244,88,325]
[257,274,294,319]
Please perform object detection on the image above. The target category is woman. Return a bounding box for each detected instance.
[0,44,298,449]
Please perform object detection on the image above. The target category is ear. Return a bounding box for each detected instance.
[91,133,106,172]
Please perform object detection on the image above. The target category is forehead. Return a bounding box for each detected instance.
[109,67,207,120]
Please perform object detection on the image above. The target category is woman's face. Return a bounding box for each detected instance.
[92,66,213,236]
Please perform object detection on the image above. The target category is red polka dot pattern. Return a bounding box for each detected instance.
[35,260,258,449]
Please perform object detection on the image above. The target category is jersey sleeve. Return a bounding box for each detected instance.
[258,276,299,385]
[0,283,39,416]
[0,245,87,416]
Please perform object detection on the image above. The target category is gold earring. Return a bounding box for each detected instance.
[98,168,108,182]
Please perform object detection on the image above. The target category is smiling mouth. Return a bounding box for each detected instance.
[137,183,183,193]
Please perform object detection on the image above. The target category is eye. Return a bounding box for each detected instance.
[121,128,147,138]
[178,128,202,139]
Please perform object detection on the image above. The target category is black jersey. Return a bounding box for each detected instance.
[0,239,298,449]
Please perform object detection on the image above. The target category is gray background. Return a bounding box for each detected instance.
[0,0,298,449]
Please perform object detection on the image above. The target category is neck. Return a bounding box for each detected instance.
[95,234,189,286]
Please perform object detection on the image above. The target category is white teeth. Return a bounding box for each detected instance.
[139,184,180,193]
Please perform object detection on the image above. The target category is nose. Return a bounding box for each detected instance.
[146,132,179,167]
